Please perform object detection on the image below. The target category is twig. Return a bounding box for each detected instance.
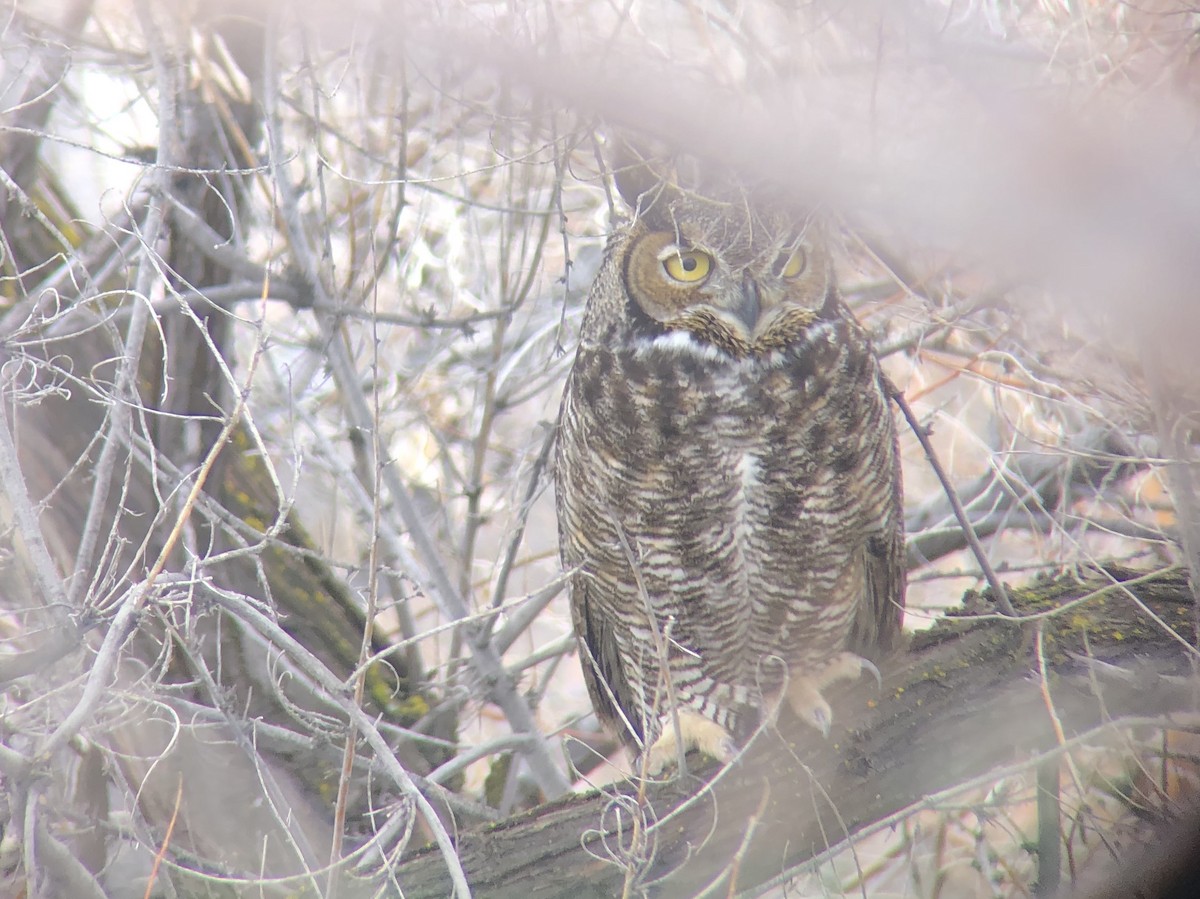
[1142,339,1200,637]
[166,689,496,822]
[743,714,1198,899]
[1035,622,1084,797]
[171,610,325,876]
[491,576,569,655]
[32,806,109,899]
[0,394,71,622]
[39,584,140,759]
[484,421,557,626]
[904,426,1145,567]
[261,28,570,800]
[1035,756,1062,897]
[1101,566,1200,660]
[691,780,770,899]
[144,775,183,899]
[204,583,473,899]
[68,0,178,608]
[427,733,537,786]
[609,508,686,772]
[329,293,571,797]
[346,588,552,678]
[891,385,1017,616]
[99,303,264,614]
[505,634,575,677]
[329,280,389,899]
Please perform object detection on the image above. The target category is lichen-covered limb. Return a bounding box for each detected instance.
[395,566,1196,899]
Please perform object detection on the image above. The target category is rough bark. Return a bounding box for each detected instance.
[395,566,1197,898]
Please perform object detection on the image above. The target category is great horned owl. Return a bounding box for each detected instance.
[555,151,905,774]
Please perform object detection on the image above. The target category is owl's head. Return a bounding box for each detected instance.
[612,147,836,357]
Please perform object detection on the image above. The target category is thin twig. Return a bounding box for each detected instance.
[33,808,109,899]
[39,587,140,759]
[143,775,183,899]
[68,0,178,609]
[1035,623,1084,796]
[892,385,1017,616]
[485,422,557,625]
[1142,339,1200,638]
[743,714,1199,898]
[204,583,472,899]
[170,609,325,876]
[691,779,771,899]
[329,279,388,899]
[258,38,487,893]
[1034,756,1062,897]
[0,396,71,622]
[261,27,570,796]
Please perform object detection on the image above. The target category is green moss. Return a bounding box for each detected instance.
[214,423,437,729]
[484,753,513,809]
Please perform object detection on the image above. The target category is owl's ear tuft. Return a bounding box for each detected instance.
[609,136,678,221]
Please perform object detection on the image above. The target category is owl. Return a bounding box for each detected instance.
[555,150,905,775]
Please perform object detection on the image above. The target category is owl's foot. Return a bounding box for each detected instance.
[644,711,736,776]
[786,652,881,738]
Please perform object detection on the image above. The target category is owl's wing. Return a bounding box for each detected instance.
[571,574,643,748]
[852,523,906,657]
[842,362,907,659]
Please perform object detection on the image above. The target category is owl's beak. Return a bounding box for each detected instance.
[736,274,762,330]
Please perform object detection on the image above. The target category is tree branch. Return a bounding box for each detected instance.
[395,565,1196,898]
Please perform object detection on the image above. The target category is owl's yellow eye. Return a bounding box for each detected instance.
[777,246,807,279]
[661,249,713,283]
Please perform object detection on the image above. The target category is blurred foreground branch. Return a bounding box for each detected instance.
[4,2,1200,896]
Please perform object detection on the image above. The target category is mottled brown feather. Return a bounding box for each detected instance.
[556,169,905,756]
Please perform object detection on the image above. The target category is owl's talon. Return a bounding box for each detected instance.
[815,651,875,688]
[719,736,738,762]
[860,658,882,689]
[788,680,834,738]
[787,652,879,736]
[643,711,735,776]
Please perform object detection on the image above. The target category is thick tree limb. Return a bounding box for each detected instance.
[395,565,1198,898]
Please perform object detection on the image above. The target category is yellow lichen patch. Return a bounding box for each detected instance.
[394,693,430,720]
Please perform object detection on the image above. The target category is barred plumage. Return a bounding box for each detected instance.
[556,154,905,772]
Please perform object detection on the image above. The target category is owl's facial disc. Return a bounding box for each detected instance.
[625,228,831,355]
[626,231,756,336]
